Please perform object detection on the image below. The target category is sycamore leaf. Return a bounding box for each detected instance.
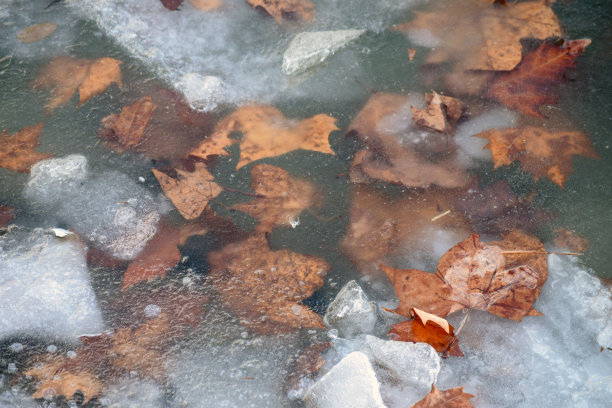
[381,231,547,321]
[0,206,15,228]
[476,127,599,188]
[214,105,337,168]
[0,123,53,172]
[231,164,318,232]
[153,163,223,220]
[388,308,463,357]
[121,221,208,290]
[411,92,464,134]
[161,0,184,10]
[410,385,474,408]
[189,0,223,10]
[487,38,591,117]
[99,96,157,149]
[208,234,330,334]
[553,228,589,252]
[33,57,122,112]
[246,0,314,24]
[16,22,57,43]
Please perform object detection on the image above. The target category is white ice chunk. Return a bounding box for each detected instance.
[25,155,159,260]
[176,73,225,111]
[323,280,378,338]
[99,377,165,408]
[0,226,104,340]
[282,30,366,75]
[304,351,386,408]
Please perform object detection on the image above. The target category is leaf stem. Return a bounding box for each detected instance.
[442,309,471,358]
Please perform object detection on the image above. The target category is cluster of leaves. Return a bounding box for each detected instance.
[2,1,599,406]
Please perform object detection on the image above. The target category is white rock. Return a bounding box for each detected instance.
[304,351,386,408]
[0,226,104,340]
[282,30,366,75]
[324,280,378,338]
[176,72,225,111]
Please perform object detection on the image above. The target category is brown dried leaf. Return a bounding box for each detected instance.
[189,128,237,161]
[410,385,474,408]
[381,231,547,321]
[411,92,464,134]
[28,363,102,403]
[553,228,589,252]
[161,0,184,10]
[476,127,599,188]
[16,22,57,43]
[189,0,223,10]
[208,234,330,334]
[77,57,122,105]
[232,164,318,232]
[487,38,591,117]
[153,163,223,220]
[0,206,15,228]
[0,123,53,172]
[246,0,314,24]
[214,105,337,168]
[99,96,157,149]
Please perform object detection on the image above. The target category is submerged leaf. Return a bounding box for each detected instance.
[411,92,464,134]
[0,123,53,172]
[99,96,157,149]
[246,0,314,24]
[16,22,57,43]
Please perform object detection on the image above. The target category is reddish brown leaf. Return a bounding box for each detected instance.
[487,38,591,117]
[411,92,464,134]
[381,231,547,321]
[0,206,15,228]
[0,123,53,172]
[161,0,184,10]
[99,96,157,150]
[77,57,122,105]
[231,164,319,232]
[410,385,474,408]
[17,22,57,43]
[208,234,330,334]
[476,127,599,187]
[553,228,589,252]
[246,0,314,24]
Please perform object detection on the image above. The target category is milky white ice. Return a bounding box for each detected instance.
[67,0,426,110]
[0,226,104,340]
[24,155,159,260]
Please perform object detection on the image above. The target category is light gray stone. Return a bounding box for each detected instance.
[324,280,378,338]
[282,30,366,75]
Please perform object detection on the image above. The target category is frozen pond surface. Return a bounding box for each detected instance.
[1,0,612,407]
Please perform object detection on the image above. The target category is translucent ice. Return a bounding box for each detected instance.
[304,351,386,408]
[99,377,165,408]
[0,387,38,408]
[25,155,159,260]
[0,226,104,340]
[323,280,378,338]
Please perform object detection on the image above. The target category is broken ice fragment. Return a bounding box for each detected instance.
[304,351,386,408]
[323,280,378,338]
[175,73,225,111]
[282,30,366,75]
[49,227,74,238]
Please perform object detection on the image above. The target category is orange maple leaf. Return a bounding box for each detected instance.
[0,123,53,172]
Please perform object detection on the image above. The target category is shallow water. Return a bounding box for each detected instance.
[1,0,611,407]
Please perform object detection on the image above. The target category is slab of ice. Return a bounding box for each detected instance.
[282,30,366,75]
[437,255,612,408]
[99,376,165,408]
[24,155,159,260]
[0,226,104,340]
[323,280,378,338]
[304,351,386,408]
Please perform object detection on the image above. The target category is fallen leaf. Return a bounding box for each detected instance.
[33,57,122,112]
[553,228,589,252]
[27,361,102,403]
[161,0,184,10]
[153,163,224,220]
[388,307,463,356]
[189,0,223,10]
[231,164,318,232]
[214,105,337,168]
[0,123,53,172]
[246,0,314,24]
[208,234,330,334]
[380,231,547,321]
[487,38,591,117]
[476,127,599,187]
[121,220,208,290]
[188,128,236,161]
[410,385,474,408]
[0,206,15,227]
[99,96,157,149]
[411,92,464,134]
[16,22,57,43]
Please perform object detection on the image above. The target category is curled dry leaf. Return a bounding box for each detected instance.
[246,0,314,24]
[487,38,591,117]
[411,92,464,134]
[99,96,157,150]
[410,385,474,408]
[388,307,463,357]
[232,164,318,232]
[16,22,57,43]
[476,127,599,188]
[553,228,589,252]
[208,234,330,334]
[0,123,53,172]
[153,163,223,220]
[33,56,122,112]
[381,231,547,321]
[214,105,337,168]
